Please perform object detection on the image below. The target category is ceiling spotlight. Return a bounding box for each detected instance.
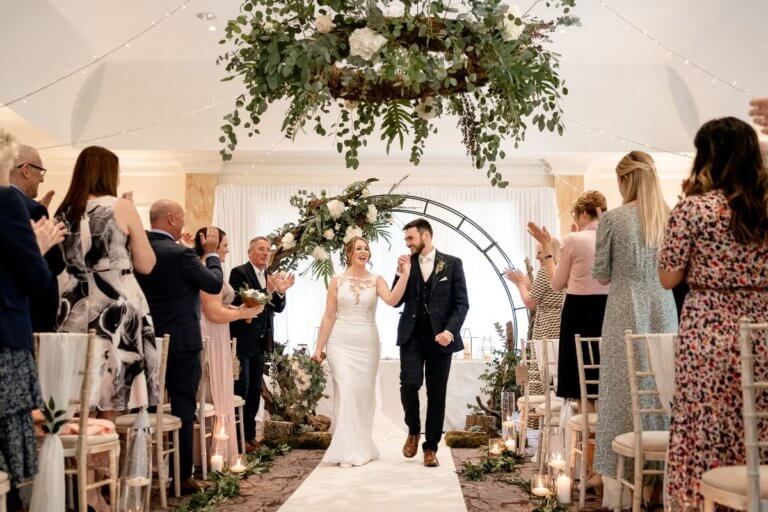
[197,12,216,21]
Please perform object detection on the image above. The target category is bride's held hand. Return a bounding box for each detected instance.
[311,350,326,363]
[398,255,411,275]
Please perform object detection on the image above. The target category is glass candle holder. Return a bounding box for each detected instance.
[488,437,503,457]
[211,452,225,473]
[531,474,553,497]
[548,451,567,473]
[554,470,572,504]
[230,455,247,474]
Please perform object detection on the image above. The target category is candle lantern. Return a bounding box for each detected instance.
[120,409,152,512]
[488,437,503,457]
[531,473,553,497]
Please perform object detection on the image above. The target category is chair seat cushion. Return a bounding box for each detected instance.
[60,432,120,447]
[612,431,669,452]
[701,465,768,497]
[163,403,215,415]
[534,401,577,415]
[115,413,182,429]
[517,394,562,406]
[567,413,597,429]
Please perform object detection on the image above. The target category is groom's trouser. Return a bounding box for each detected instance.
[399,335,452,452]
[235,349,266,442]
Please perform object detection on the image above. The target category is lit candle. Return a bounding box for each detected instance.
[556,473,572,504]
[125,476,151,487]
[230,457,247,474]
[488,441,502,456]
[504,438,516,452]
[211,454,224,473]
[548,453,566,472]
[532,485,551,497]
[214,427,229,441]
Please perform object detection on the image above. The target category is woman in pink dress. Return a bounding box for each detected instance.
[195,227,263,466]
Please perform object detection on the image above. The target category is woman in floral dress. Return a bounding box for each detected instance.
[658,117,768,506]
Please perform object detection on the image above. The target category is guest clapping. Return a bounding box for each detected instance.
[55,146,159,418]
[196,227,263,464]
[658,117,768,506]
[9,144,65,332]
[591,151,677,487]
[527,191,609,402]
[230,236,295,451]
[137,201,224,493]
[0,128,63,511]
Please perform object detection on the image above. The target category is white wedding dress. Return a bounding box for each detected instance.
[322,272,381,466]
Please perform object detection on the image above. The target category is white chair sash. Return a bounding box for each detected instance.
[30,333,95,512]
[645,334,677,414]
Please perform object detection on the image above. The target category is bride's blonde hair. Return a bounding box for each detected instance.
[344,236,371,266]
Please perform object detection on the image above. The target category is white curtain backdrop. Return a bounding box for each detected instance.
[213,183,560,358]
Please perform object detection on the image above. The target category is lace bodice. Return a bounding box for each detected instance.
[335,272,378,324]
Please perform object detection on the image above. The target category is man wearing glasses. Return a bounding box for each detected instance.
[10,145,64,331]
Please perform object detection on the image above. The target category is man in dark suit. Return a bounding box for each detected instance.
[9,145,64,332]
[136,200,223,493]
[230,236,295,450]
[394,218,469,467]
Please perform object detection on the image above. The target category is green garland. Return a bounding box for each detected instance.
[175,444,291,512]
[218,0,578,186]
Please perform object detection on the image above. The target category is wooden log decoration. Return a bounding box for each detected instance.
[263,419,296,441]
[307,414,332,432]
[464,413,497,435]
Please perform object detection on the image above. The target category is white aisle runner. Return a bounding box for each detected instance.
[278,432,468,512]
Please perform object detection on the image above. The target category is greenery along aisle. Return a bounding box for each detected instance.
[218,0,578,186]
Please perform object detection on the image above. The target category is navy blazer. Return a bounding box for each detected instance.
[0,187,53,351]
[229,262,286,358]
[393,250,470,353]
[10,186,65,332]
[136,231,223,353]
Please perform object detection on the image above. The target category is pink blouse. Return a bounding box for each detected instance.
[550,221,609,296]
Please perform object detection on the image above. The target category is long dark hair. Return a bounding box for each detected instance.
[55,146,119,223]
[691,117,768,244]
[194,226,227,257]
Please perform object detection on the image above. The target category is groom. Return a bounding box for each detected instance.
[394,218,469,467]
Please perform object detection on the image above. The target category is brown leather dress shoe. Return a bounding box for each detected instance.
[403,434,419,458]
[180,477,210,495]
[245,439,262,453]
[423,450,439,467]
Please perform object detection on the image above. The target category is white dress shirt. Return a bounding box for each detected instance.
[419,247,436,282]
[250,262,266,289]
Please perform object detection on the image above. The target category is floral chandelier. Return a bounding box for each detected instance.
[218,0,577,187]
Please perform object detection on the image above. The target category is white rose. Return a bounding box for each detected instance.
[348,27,388,61]
[281,232,296,250]
[366,204,378,223]
[415,97,440,120]
[312,246,330,261]
[326,199,346,219]
[263,20,276,33]
[315,14,335,34]
[361,188,371,197]
[323,228,335,240]
[343,226,364,243]
[501,5,524,41]
[348,199,357,206]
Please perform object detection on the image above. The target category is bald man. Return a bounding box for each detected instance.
[136,199,223,493]
[9,144,64,331]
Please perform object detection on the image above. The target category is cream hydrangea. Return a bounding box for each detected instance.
[281,232,296,250]
[361,188,371,198]
[343,225,364,243]
[315,14,335,34]
[366,204,378,223]
[326,199,346,219]
[501,5,524,41]
[312,246,329,261]
[323,228,335,240]
[348,27,387,61]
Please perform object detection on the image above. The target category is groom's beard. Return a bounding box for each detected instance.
[409,241,424,255]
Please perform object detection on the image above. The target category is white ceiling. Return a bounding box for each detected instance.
[1,0,766,177]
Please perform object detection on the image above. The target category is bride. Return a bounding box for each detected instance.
[311,236,410,467]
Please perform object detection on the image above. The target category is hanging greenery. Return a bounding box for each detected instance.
[217,0,578,187]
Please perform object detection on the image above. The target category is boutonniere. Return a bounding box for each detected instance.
[434,257,447,276]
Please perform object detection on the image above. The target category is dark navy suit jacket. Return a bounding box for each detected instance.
[136,231,223,353]
[0,187,53,351]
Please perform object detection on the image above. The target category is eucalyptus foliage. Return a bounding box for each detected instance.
[218,0,577,186]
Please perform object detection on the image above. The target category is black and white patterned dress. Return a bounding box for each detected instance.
[57,196,159,411]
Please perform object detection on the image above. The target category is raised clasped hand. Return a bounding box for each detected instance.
[199,225,220,253]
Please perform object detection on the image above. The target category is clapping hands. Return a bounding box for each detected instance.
[527,222,552,248]
[504,267,530,287]
[267,272,296,294]
[32,217,66,255]
[199,226,220,253]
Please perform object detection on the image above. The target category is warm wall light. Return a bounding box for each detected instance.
[196,11,216,20]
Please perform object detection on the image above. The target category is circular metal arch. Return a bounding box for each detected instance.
[372,194,528,338]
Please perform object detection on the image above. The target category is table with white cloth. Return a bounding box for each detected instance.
[258,359,489,431]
